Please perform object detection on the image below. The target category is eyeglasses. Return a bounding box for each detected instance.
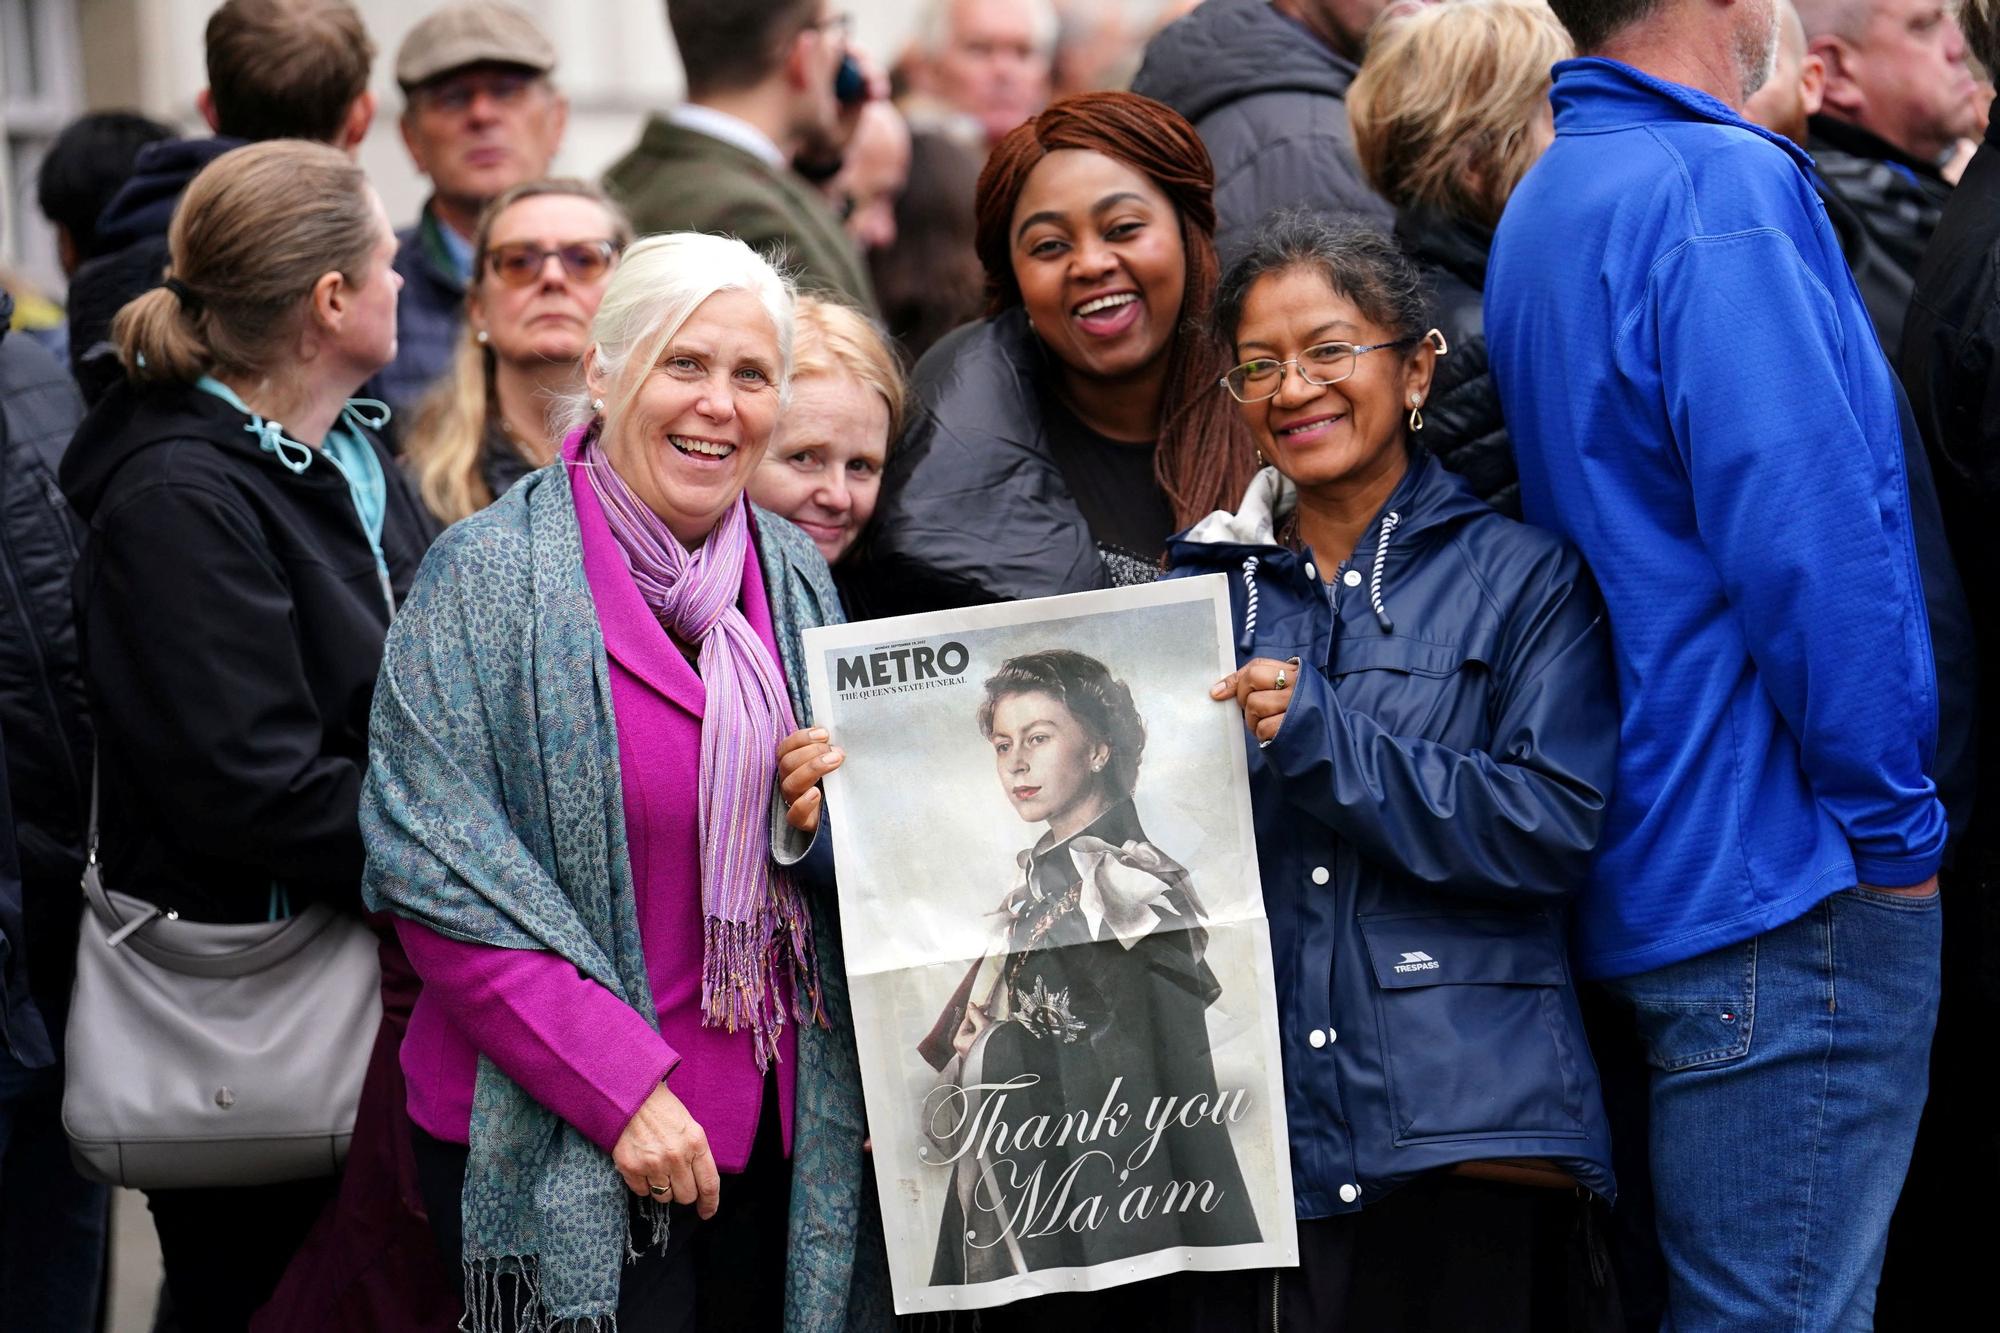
[484,239,624,288]
[1220,338,1418,403]
[419,70,538,115]
[805,11,852,40]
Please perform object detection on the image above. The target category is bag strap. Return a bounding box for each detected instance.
[81,755,340,977]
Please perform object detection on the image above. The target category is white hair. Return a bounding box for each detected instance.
[919,0,1060,57]
[561,231,796,438]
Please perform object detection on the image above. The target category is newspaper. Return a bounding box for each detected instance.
[805,576,1297,1313]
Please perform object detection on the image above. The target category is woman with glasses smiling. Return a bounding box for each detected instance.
[403,179,632,525]
[1164,212,1622,1330]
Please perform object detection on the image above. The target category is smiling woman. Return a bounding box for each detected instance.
[850,91,1258,614]
[1159,213,1623,1329]
[748,295,909,576]
[362,230,892,1329]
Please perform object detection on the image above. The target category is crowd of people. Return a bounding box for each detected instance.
[0,0,1995,1330]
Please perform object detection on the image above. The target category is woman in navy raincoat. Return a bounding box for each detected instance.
[1165,213,1620,1331]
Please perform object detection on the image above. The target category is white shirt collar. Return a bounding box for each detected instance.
[666,103,787,170]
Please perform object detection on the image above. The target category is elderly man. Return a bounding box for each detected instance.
[1745,0,1917,342]
[1486,0,1970,1326]
[374,0,567,425]
[1132,0,1395,261]
[902,0,1055,147]
[607,0,876,309]
[1888,1,2000,1322]
[1799,0,1982,277]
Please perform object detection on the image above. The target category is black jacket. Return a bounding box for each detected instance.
[1,710,52,1068]
[1131,0,1392,261]
[1809,115,1950,290]
[855,309,1122,615]
[65,136,244,406]
[0,293,91,1029]
[1809,163,1917,350]
[1397,207,1517,517]
[61,380,435,922]
[1900,105,2000,856]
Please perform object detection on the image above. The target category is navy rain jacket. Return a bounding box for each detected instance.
[1164,451,1616,1217]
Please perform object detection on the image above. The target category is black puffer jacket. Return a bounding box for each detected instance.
[1132,0,1392,261]
[0,293,91,1027]
[853,309,1117,615]
[61,380,435,922]
[1397,207,1517,518]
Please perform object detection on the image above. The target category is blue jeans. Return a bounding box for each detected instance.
[1601,886,1940,1332]
[0,1041,109,1331]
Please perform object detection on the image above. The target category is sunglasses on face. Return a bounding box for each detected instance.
[483,239,624,288]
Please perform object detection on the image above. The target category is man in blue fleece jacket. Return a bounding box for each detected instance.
[1487,0,1953,1326]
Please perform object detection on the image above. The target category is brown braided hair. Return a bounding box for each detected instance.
[973,92,1258,530]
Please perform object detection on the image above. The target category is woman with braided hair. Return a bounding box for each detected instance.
[850,91,1257,615]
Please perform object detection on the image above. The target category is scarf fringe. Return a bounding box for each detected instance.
[460,1202,672,1333]
[699,874,828,1070]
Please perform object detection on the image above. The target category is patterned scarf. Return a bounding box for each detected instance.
[581,433,819,1066]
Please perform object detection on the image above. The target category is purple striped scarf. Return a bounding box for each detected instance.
[582,433,819,1069]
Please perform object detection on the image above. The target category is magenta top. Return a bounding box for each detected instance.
[397,452,797,1171]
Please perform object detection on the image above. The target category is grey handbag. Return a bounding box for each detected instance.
[61,772,382,1189]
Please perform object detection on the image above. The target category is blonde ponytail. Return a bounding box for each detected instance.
[113,285,213,384]
[109,139,375,388]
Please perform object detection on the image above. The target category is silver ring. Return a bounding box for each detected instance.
[647,1182,669,1197]
[1274,667,1287,690]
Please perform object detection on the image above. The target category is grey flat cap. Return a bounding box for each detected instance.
[396,1,556,91]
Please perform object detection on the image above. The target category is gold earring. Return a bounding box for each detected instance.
[1255,446,1266,467]
[1408,403,1424,433]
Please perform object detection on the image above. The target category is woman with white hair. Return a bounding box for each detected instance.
[361,232,885,1332]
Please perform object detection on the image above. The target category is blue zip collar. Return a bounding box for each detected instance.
[1550,57,1818,177]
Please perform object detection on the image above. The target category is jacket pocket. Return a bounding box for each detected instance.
[1328,630,1496,743]
[1358,912,1589,1143]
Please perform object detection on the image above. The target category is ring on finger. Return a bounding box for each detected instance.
[647,1181,669,1197]
[1274,667,1288,690]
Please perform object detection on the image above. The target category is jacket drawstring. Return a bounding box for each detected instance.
[243,398,392,476]
[1238,554,1261,654]
[245,417,314,474]
[342,398,392,432]
[1369,511,1400,633]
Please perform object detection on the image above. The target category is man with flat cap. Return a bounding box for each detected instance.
[374,0,568,428]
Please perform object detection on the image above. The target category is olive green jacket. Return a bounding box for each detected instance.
[605,114,878,313]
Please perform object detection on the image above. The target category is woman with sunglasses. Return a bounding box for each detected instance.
[1164,212,1622,1330]
[403,179,632,525]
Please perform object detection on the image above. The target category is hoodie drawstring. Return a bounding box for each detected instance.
[342,398,392,432]
[242,398,393,476]
[245,418,314,474]
[1238,555,1261,654]
[1369,511,1400,634]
